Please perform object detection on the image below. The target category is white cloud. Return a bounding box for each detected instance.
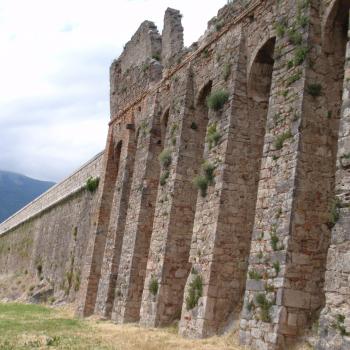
[0,0,227,182]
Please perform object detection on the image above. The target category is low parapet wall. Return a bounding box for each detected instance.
[0,152,104,236]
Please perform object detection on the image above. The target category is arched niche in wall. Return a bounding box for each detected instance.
[321,0,349,141]
[160,107,170,146]
[248,37,276,103]
[322,0,349,56]
[114,140,123,175]
[247,36,276,186]
[322,0,349,120]
[192,80,212,146]
[196,80,213,107]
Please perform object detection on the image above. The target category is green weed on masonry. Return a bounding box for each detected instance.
[207,90,229,111]
[149,276,159,296]
[274,130,292,150]
[159,149,172,168]
[186,274,203,310]
[255,293,273,323]
[206,123,221,149]
[86,177,99,193]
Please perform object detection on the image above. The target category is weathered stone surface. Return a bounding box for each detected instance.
[0,153,102,305]
[29,280,54,304]
[0,2,350,350]
[161,8,184,67]
[283,290,310,309]
[316,7,350,349]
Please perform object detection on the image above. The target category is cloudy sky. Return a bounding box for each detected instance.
[0,0,226,182]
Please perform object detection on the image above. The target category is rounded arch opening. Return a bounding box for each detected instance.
[322,0,349,126]
[192,80,212,131]
[114,140,123,170]
[161,108,170,146]
[248,37,276,101]
[244,37,276,289]
[323,0,349,55]
[196,80,213,107]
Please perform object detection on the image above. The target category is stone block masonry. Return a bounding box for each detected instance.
[0,152,103,300]
[0,152,103,236]
[1,1,350,349]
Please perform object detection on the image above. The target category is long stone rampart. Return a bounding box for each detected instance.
[0,152,103,236]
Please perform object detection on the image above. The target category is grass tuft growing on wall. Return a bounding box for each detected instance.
[274,130,292,150]
[328,197,341,228]
[160,171,170,186]
[159,149,172,168]
[149,276,159,296]
[186,274,203,311]
[332,313,350,337]
[193,161,216,197]
[86,177,100,193]
[206,123,221,149]
[255,293,273,323]
[306,83,322,97]
[248,270,262,280]
[193,176,208,197]
[207,90,229,111]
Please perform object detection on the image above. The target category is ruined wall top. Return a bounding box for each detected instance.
[109,1,259,118]
[118,20,162,74]
[161,8,184,67]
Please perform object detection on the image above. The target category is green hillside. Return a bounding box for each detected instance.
[0,170,55,223]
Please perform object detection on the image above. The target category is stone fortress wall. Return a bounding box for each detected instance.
[0,152,103,300]
[1,1,350,349]
[0,152,103,236]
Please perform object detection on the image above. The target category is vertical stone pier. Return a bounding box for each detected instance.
[94,126,135,318]
[111,95,163,323]
[240,3,308,349]
[178,28,260,338]
[317,10,350,350]
[241,1,347,349]
[139,67,202,327]
[76,126,133,316]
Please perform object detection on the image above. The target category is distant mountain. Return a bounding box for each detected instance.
[0,170,55,223]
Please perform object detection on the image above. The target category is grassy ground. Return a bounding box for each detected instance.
[0,303,244,350]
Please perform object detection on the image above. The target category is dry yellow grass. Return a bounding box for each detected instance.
[0,303,314,350]
[0,302,245,350]
[89,321,244,350]
[62,306,245,350]
[88,320,313,350]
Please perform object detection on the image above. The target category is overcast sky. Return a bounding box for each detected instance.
[0,0,227,182]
